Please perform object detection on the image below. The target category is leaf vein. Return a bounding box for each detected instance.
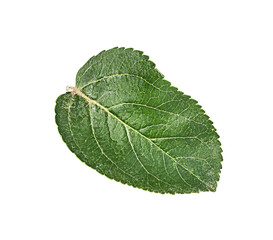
[79,73,172,93]
[88,104,137,180]
[125,127,171,188]
[108,102,207,127]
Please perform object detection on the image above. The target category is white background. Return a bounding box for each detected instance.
[1,1,272,239]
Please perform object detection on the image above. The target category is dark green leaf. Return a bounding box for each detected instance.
[55,47,223,194]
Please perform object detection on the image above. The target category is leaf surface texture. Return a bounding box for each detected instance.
[55,47,222,194]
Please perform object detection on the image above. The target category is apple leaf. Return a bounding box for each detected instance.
[55,47,223,194]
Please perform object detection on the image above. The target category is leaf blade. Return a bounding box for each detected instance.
[55,47,223,194]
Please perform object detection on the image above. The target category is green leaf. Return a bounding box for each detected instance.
[55,47,222,194]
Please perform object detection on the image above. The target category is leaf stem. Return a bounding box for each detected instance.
[66,86,93,104]
[66,86,109,113]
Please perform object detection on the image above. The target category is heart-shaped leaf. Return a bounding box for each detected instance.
[55,47,222,194]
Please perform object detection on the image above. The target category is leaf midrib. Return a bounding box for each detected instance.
[67,86,214,191]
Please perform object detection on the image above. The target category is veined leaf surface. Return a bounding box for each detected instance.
[55,47,222,194]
